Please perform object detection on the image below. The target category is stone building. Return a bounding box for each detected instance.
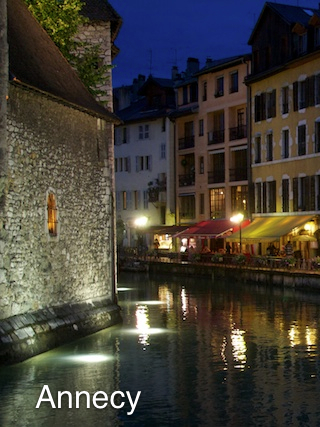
[78,0,122,108]
[0,0,121,363]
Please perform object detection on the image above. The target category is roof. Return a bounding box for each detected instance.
[80,0,122,42]
[248,2,320,45]
[228,215,313,242]
[138,76,175,95]
[195,54,251,77]
[116,97,173,122]
[8,0,119,122]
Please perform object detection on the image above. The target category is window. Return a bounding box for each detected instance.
[254,136,261,164]
[281,129,289,159]
[230,71,238,93]
[209,188,225,218]
[293,77,315,110]
[199,119,204,136]
[136,155,152,172]
[134,191,140,210]
[298,124,306,156]
[255,182,262,213]
[315,75,320,105]
[122,191,127,210]
[122,127,127,143]
[215,76,224,97]
[282,179,290,212]
[199,193,205,215]
[266,90,276,119]
[47,193,58,236]
[281,86,289,114]
[315,121,320,153]
[199,156,204,174]
[143,190,149,209]
[161,117,166,132]
[293,176,315,211]
[138,124,149,140]
[254,93,266,122]
[179,195,195,219]
[267,181,276,213]
[202,81,207,101]
[189,82,198,103]
[299,80,306,109]
[160,143,166,159]
[183,86,188,104]
[231,185,248,215]
[266,133,273,161]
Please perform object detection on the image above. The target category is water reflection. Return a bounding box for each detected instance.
[1,273,320,426]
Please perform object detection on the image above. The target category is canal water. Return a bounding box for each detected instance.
[1,272,320,427]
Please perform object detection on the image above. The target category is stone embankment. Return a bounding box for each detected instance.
[148,260,320,290]
[0,297,121,364]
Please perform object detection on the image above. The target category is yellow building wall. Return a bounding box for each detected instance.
[251,53,320,213]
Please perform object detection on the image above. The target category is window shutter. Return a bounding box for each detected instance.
[293,81,298,111]
[261,92,266,121]
[262,181,267,213]
[271,89,276,117]
[307,76,315,108]
[136,156,139,172]
[308,175,315,211]
[293,177,298,211]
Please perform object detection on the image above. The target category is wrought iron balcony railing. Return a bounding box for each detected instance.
[178,136,195,150]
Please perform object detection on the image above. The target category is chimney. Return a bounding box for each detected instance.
[186,57,200,76]
[171,65,179,80]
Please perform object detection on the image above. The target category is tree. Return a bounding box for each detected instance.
[24,0,110,99]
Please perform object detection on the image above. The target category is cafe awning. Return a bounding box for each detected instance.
[227,215,314,242]
[173,219,250,239]
[143,225,189,236]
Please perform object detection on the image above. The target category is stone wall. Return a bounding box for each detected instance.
[75,21,113,108]
[0,83,118,323]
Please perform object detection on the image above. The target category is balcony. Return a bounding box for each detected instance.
[208,130,224,145]
[229,167,247,182]
[178,136,194,150]
[229,125,247,141]
[179,173,195,187]
[208,170,225,184]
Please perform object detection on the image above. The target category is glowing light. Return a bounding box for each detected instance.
[136,304,150,347]
[289,324,300,347]
[65,354,111,363]
[134,216,148,227]
[117,287,134,291]
[231,328,247,369]
[306,326,317,350]
[181,287,188,320]
[230,213,244,224]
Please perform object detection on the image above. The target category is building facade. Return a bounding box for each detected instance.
[0,0,121,363]
[246,2,320,257]
[114,76,176,250]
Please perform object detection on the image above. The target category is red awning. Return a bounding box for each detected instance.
[173,219,250,239]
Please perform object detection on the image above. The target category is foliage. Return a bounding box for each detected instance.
[24,0,111,98]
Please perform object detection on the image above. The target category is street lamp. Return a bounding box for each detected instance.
[230,213,244,253]
[134,216,148,256]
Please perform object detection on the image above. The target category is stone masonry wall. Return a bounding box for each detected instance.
[0,84,116,320]
[75,21,113,108]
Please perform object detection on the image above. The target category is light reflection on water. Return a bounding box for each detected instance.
[1,273,320,426]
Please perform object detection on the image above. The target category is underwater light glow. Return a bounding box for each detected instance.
[64,354,112,363]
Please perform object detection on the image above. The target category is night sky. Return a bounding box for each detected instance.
[110,0,320,87]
